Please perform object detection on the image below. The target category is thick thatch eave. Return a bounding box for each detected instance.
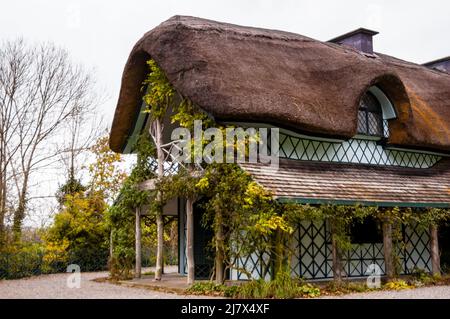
[110,15,450,153]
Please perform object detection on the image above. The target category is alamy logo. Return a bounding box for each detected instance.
[169,120,280,170]
[66,264,81,289]
[366,263,382,289]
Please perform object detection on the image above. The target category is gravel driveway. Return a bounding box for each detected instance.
[322,285,450,299]
[2,269,450,299]
[0,267,206,299]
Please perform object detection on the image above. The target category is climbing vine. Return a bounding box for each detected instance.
[110,58,450,283]
[107,133,156,279]
[284,203,449,278]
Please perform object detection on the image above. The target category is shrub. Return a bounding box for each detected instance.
[186,282,227,295]
[0,242,45,279]
[409,267,438,286]
[384,279,412,290]
[185,273,321,299]
[233,272,321,299]
[297,283,321,298]
[46,193,109,272]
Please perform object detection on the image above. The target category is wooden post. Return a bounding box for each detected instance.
[430,224,441,276]
[382,220,394,280]
[215,209,225,284]
[109,229,114,262]
[135,207,142,278]
[330,220,343,283]
[154,118,165,281]
[186,197,195,284]
[155,214,164,280]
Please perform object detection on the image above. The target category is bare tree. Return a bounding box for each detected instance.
[0,39,31,243]
[0,38,97,242]
[54,85,103,207]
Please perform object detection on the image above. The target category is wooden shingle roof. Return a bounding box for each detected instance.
[240,158,450,207]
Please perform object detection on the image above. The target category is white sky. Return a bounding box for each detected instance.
[1,0,449,226]
[1,0,449,125]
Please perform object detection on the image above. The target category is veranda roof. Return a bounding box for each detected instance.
[110,15,450,154]
[239,158,450,208]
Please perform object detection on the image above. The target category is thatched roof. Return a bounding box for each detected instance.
[110,16,450,153]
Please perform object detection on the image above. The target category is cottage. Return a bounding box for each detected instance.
[109,16,450,282]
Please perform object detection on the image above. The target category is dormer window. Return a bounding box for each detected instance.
[357,86,397,138]
[357,91,383,137]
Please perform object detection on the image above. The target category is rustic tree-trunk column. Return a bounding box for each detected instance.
[382,220,395,280]
[109,229,114,263]
[330,219,343,283]
[215,209,225,284]
[186,197,195,284]
[155,214,164,279]
[154,119,165,281]
[430,224,441,276]
[135,207,142,278]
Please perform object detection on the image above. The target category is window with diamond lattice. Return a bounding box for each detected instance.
[357,91,384,137]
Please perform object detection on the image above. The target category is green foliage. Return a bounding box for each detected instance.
[323,280,378,295]
[87,135,127,203]
[0,136,124,279]
[185,274,321,299]
[143,59,175,120]
[284,203,450,278]
[186,282,230,296]
[193,163,289,280]
[56,176,86,208]
[234,272,321,299]
[106,132,156,278]
[0,242,46,279]
[45,192,109,271]
[384,279,413,290]
[284,203,377,252]
[409,267,439,286]
[171,98,215,130]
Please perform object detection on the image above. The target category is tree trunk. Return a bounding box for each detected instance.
[272,228,286,280]
[155,213,164,280]
[0,174,5,246]
[330,220,343,283]
[382,220,395,280]
[12,173,29,241]
[109,228,114,263]
[135,207,142,278]
[170,220,178,266]
[215,209,225,284]
[430,224,441,276]
[186,197,195,285]
[153,118,165,281]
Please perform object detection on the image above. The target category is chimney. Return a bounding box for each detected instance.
[329,28,379,54]
[423,57,450,73]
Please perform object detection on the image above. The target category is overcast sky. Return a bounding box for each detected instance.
[1,0,449,125]
[1,0,449,226]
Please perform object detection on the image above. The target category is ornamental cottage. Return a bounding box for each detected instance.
[109,16,450,282]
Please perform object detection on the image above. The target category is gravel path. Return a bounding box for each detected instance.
[0,266,208,299]
[321,285,450,299]
[2,268,450,299]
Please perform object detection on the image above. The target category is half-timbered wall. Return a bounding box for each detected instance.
[227,220,432,281]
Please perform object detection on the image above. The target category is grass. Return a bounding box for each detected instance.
[185,271,450,298]
[186,272,320,299]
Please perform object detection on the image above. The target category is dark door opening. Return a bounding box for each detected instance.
[193,200,214,279]
[439,224,450,273]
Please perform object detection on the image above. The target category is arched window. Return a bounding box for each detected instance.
[357,91,383,137]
